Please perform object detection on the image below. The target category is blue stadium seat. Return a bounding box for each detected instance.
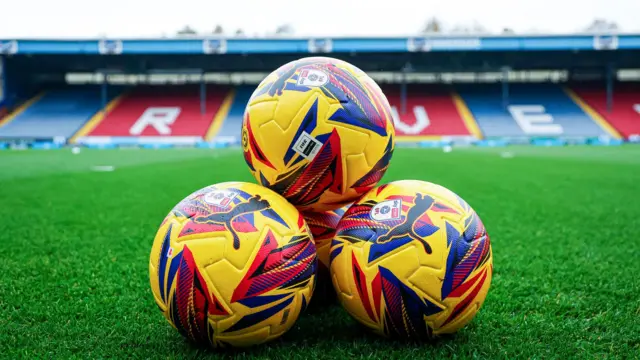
[459,84,608,137]
[0,87,112,139]
[215,86,253,142]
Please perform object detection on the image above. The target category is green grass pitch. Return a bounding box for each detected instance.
[1,146,639,359]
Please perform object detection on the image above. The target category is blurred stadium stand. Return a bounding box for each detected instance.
[458,84,613,138]
[215,86,253,143]
[0,35,639,148]
[77,86,231,146]
[0,87,114,140]
[572,83,640,139]
[382,85,480,140]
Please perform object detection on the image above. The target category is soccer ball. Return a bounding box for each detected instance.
[149,182,317,348]
[330,180,493,339]
[302,205,351,302]
[242,56,395,212]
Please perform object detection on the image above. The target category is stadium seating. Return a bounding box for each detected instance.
[0,88,108,139]
[572,84,640,139]
[213,85,482,141]
[85,86,230,143]
[214,86,253,143]
[215,85,479,141]
[3,83,635,144]
[383,85,477,139]
[459,84,611,138]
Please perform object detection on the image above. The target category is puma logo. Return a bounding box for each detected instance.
[196,196,271,249]
[376,193,435,254]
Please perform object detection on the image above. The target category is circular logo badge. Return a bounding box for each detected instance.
[296,68,329,87]
[242,128,249,149]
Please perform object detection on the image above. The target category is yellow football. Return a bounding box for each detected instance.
[330,180,493,339]
[242,56,395,212]
[149,182,317,347]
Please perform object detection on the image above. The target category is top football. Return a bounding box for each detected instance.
[242,57,395,212]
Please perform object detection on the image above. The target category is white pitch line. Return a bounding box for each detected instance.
[91,165,116,172]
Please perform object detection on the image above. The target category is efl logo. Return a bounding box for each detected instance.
[297,68,329,87]
[204,190,238,208]
[308,38,333,53]
[202,39,227,54]
[292,131,323,161]
[370,199,402,221]
[98,39,123,55]
[0,40,18,55]
[593,35,618,50]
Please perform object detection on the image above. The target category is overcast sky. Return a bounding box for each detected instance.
[0,0,638,38]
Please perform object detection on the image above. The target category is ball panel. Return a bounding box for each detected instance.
[302,205,351,304]
[433,257,492,335]
[330,180,492,339]
[269,90,317,134]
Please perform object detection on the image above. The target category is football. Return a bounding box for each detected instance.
[242,56,395,212]
[330,180,493,339]
[149,182,317,348]
[302,204,351,302]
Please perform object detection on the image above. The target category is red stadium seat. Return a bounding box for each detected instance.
[382,85,476,138]
[88,86,229,138]
[572,84,640,139]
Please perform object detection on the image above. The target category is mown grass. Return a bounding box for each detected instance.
[0,146,638,359]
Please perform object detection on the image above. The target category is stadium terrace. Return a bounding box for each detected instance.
[0,33,639,149]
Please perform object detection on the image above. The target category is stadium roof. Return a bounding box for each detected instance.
[1,33,639,55]
[2,34,639,74]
